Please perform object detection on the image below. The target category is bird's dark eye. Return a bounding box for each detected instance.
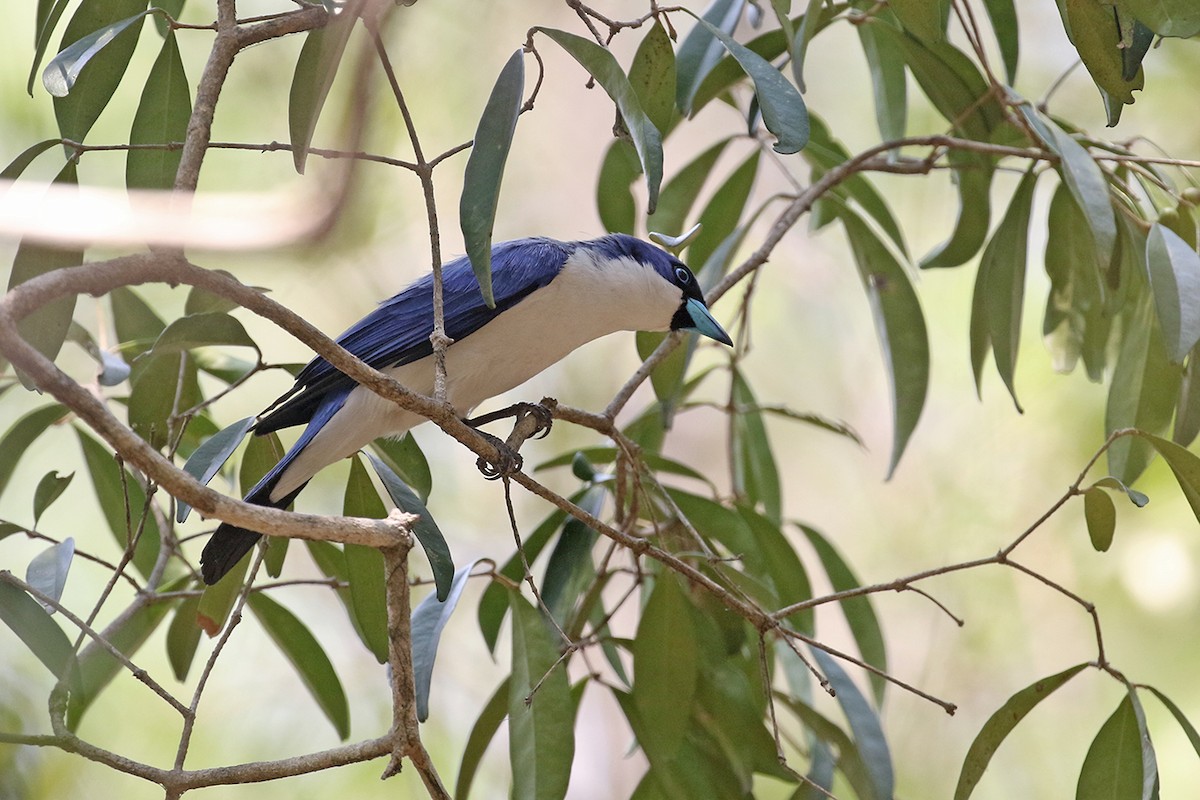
[674,266,691,284]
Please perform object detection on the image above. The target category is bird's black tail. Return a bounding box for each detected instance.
[199,480,307,585]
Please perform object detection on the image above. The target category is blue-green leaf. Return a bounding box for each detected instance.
[43,9,150,97]
[676,0,745,114]
[24,537,74,611]
[460,49,525,308]
[412,561,479,721]
[811,649,894,800]
[177,416,254,523]
[365,452,453,600]
[1145,223,1200,363]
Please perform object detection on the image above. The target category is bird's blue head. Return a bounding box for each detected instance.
[585,234,733,346]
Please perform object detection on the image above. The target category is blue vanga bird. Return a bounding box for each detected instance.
[199,234,732,584]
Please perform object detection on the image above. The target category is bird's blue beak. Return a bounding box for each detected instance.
[683,297,733,346]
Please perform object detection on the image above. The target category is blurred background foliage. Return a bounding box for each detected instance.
[3,1,1200,798]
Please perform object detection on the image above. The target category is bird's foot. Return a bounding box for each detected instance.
[466,398,558,480]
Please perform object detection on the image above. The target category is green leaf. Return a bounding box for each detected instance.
[32,471,73,527]
[460,49,525,308]
[1106,299,1182,484]
[974,169,1038,410]
[142,312,259,359]
[8,161,83,384]
[636,330,695,427]
[248,593,350,739]
[731,370,782,523]
[982,0,1020,82]
[364,452,453,600]
[537,27,664,212]
[799,524,887,703]
[111,286,166,360]
[29,0,73,95]
[369,433,432,504]
[0,404,66,502]
[540,487,604,626]
[49,2,151,142]
[1144,685,1200,762]
[288,11,357,174]
[177,416,255,523]
[1138,433,1200,524]
[342,455,389,663]
[645,138,730,238]
[0,581,75,681]
[688,150,760,273]
[68,581,179,729]
[1026,111,1118,269]
[632,573,699,759]
[0,139,62,182]
[738,506,813,632]
[126,29,190,190]
[1175,345,1200,446]
[857,17,908,143]
[76,428,162,580]
[1119,0,1200,37]
[954,663,1088,800]
[509,592,575,800]
[1075,692,1155,800]
[676,0,745,114]
[889,0,949,42]
[810,650,894,800]
[184,282,239,316]
[1083,486,1116,551]
[921,152,994,269]
[24,537,74,612]
[1057,0,1144,109]
[1043,183,1110,379]
[456,678,510,800]
[628,22,677,136]
[686,13,809,153]
[127,352,202,449]
[166,593,202,681]
[890,32,998,139]
[838,207,930,477]
[412,561,479,722]
[596,139,641,234]
[1145,223,1200,363]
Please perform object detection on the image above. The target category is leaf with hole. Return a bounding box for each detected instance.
[460,49,524,308]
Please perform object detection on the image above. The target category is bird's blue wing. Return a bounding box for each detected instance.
[256,238,569,433]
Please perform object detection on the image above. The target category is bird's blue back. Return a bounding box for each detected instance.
[256,237,571,433]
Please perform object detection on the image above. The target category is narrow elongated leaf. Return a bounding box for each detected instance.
[342,455,388,663]
[636,330,695,427]
[811,649,894,800]
[688,150,760,273]
[1043,184,1109,379]
[196,549,249,636]
[687,14,809,153]
[1144,686,1200,761]
[676,0,745,114]
[365,452,453,600]
[1075,693,1153,800]
[289,10,357,174]
[369,433,432,503]
[632,573,698,759]
[24,537,74,613]
[889,0,949,42]
[982,0,1019,82]
[460,49,524,308]
[0,139,62,181]
[0,404,66,501]
[0,581,75,680]
[628,22,677,136]
[645,138,730,237]
[537,27,664,212]
[75,428,162,579]
[29,0,73,95]
[127,352,202,449]
[976,170,1038,410]
[857,16,907,143]
[1140,433,1200,524]
[921,152,994,269]
[839,207,930,477]
[248,593,350,739]
[540,487,604,624]
[126,29,191,189]
[32,471,73,527]
[596,139,641,234]
[142,312,258,359]
[509,592,575,800]
[456,678,510,800]
[890,32,998,139]
[166,593,202,681]
[177,416,255,523]
[778,696,883,800]
[954,663,1088,800]
[1083,487,1116,551]
[799,524,886,703]
[738,506,813,631]
[49,1,150,142]
[1145,223,1200,363]
[9,161,83,384]
[1106,299,1181,484]
[412,561,479,721]
[731,371,782,523]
